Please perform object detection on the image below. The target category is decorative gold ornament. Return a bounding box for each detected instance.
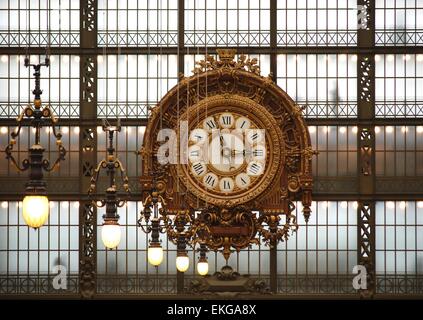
[140,49,314,262]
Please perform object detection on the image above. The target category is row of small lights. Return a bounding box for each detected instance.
[278,54,423,62]
[3,200,423,210]
[2,126,422,136]
[0,126,147,135]
[0,55,79,64]
[308,126,423,134]
[314,201,423,209]
[2,55,423,64]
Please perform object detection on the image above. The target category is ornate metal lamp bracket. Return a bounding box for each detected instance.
[88,119,131,222]
[4,56,66,194]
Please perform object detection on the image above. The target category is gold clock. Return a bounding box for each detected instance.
[175,94,284,208]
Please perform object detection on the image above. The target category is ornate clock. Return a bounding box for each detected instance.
[140,49,314,259]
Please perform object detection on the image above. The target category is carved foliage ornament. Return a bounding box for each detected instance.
[141,50,314,258]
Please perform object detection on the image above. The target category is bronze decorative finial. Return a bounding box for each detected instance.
[216,49,237,62]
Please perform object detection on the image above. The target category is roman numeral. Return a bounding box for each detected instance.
[192,163,205,175]
[223,180,231,189]
[190,150,199,156]
[249,163,261,174]
[240,177,247,185]
[250,132,259,141]
[206,120,216,129]
[253,149,264,157]
[205,175,215,186]
[240,120,247,128]
[222,116,232,125]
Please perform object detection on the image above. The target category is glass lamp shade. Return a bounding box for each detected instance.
[148,246,164,266]
[22,195,49,228]
[176,255,190,273]
[197,261,209,276]
[101,222,121,249]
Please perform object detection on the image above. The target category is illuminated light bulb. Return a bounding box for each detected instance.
[62,55,69,63]
[197,260,209,276]
[97,126,103,134]
[1,55,8,63]
[73,201,79,209]
[148,245,164,266]
[387,55,394,62]
[138,126,146,134]
[401,126,408,133]
[375,126,381,134]
[353,201,359,209]
[352,126,358,134]
[22,195,49,228]
[399,201,407,210]
[61,201,69,209]
[31,127,36,134]
[74,56,80,63]
[1,201,8,209]
[323,126,331,133]
[176,255,190,273]
[403,54,411,61]
[45,127,52,134]
[321,201,329,209]
[73,127,80,135]
[340,201,348,209]
[417,55,423,62]
[49,56,56,62]
[386,126,394,133]
[417,201,423,209]
[61,127,69,134]
[339,127,346,134]
[97,55,104,63]
[125,127,132,134]
[339,54,347,61]
[387,201,395,209]
[0,127,7,134]
[351,55,358,62]
[374,55,381,62]
[49,202,55,209]
[308,126,316,134]
[417,126,423,134]
[101,222,121,249]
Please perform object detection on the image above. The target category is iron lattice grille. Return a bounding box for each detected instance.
[0,0,421,298]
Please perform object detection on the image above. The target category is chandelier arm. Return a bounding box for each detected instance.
[138,222,152,234]
[114,159,131,194]
[42,143,66,172]
[4,106,36,172]
[88,160,107,195]
[11,106,32,139]
[92,199,106,208]
[5,144,30,172]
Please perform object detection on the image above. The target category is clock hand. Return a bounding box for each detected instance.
[231,149,253,156]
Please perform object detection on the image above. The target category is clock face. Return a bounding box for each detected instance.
[187,111,267,197]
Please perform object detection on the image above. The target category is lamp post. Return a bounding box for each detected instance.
[5,56,66,229]
[88,119,130,249]
[138,178,167,267]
